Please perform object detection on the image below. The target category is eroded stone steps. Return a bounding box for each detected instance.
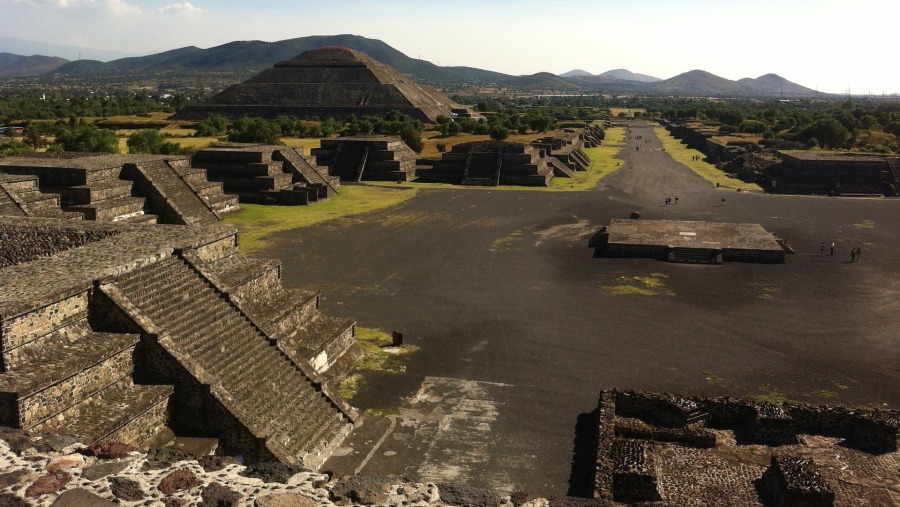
[45,179,133,206]
[0,321,140,429]
[66,195,147,221]
[33,379,173,446]
[112,254,346,463]
[135,161,217,225]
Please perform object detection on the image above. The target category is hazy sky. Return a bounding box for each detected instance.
[3,0,898,94]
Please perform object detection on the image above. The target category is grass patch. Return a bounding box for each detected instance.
[603,273,673,296]
[337,327,419,400]
[222,184,418,253]
[653,127,762,191]
[703,371,724,386]
[364,407,401,417]
[549,127,626,190]
[811,390,839,399]
[489,230,524,252]
[281,137,324,152]
[854,220,875,229]
[752,387,787,404]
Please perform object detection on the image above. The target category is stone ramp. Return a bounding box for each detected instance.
[111,254,352,465]
[128,160,219,225]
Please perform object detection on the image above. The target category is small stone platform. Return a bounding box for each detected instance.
[590,219,788,264]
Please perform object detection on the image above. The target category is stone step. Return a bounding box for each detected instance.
[33,380,173,447]
[114,212,157,224]
[669,247,722,264]
[0,201,27,216]
[203,193,240,214]
[0,174,41,192]
[45,178,134,206]
[0,324,140,429]
[65,195,147,222]
[135,161,217,225]
[14,189,61,212]
[112,254,348,464]
[25,206,85,220]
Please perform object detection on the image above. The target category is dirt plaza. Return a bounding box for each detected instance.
[256,124,900,496]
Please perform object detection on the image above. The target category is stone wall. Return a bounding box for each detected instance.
[16,347,134,428]
[0,224,119,269]
[1,292,89,365]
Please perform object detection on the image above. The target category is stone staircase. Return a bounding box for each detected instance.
[203,252,357,378]
[40,165,154,223]
[169,161,239,214]
[126,159,220,225]
[668,247,722,264]
[111,254,352,465]
[273,147,339,197]
[0,174,83,219]
[312,137,419,182]
[0,318,172,446]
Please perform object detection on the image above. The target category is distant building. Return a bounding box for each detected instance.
[765,151,900,196]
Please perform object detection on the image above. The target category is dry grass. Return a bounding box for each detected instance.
[654,127,762,191]
[222,184,419,253]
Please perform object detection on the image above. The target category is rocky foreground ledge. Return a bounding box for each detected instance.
[0,428,575,507]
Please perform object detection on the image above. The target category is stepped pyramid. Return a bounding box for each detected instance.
[175,46,470,122]
[0,217,359,468]
[0,154,238,224]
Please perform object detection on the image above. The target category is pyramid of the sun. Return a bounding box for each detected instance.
[175,46,465,122]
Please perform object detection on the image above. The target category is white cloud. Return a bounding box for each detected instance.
[155,2,204,15]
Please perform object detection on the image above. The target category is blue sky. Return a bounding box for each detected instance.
[3,0,898,94]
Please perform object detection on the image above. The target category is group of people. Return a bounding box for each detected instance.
[664,196,679,205]
[821,241,863,262]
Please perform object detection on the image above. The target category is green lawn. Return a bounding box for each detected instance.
[222,184,419,253]
[654,127,762,191]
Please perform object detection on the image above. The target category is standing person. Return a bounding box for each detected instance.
[830,242,835,256]
[721,196,726,206]
[674,196,679,204]
[820,242,825,255]
[855,247,862,262]
[851,249,856,262]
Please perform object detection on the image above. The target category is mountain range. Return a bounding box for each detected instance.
[0,34,824,98]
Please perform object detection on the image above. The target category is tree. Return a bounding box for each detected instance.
[489,124,509,141]
[127,129,183,154]
[400,126,423,154]
[227,117,283,145]
[54,124,118,153]
[800,118,851,149]
[194,114,228,136]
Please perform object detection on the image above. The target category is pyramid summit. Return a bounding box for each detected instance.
[175,46,469,122]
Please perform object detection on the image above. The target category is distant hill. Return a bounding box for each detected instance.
[559,69,593,78]
[0,53,67,76]
[1,34,828,98]
[598,69,660,83]
[649,69,746,96]
[0,36,134,62]
[737,73,820,97]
